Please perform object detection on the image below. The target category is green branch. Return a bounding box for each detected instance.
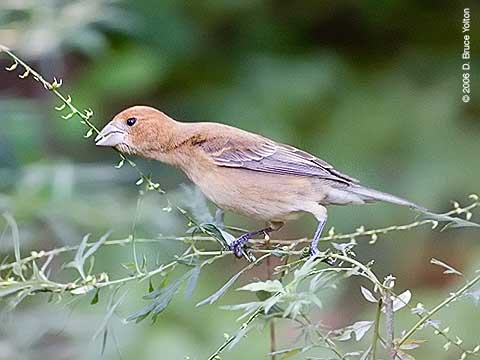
[398,274,480,348]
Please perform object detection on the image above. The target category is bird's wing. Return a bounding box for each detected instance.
[199,135,359,185]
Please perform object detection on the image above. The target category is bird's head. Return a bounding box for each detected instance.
[95,105,177,157]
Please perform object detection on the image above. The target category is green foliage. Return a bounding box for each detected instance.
[127,267,198,323]
[2,1,480,359]
[68,232,111,280]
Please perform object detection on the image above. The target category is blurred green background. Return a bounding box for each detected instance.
[1,1,479,359]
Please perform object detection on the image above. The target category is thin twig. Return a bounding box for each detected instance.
[0,189,478,274]
[207,305,265,360]
[384,292,395,360]
[266,239,277,360]
[371,298,383,360]
[382,276,396,360]
[398,274,480,347]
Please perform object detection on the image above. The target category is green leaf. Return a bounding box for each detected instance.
[421,210,480,228]
[71,285,95,295]
[69,232,111,279]
[277,348,302,359]
[115,158,125,169]
[351,321,374,341]
[197,254,271,307]
[264,294,282,314]
[91,288,100,305]
[199,223,235,248]
[398,338,426,350]
[360,286,378,303]
[383,290,411,313]
[184,266,201,299]
[293,257,320,282]
[5,287,34,312]
[335,320,374,342]
[196,270,243,307]
[237,280,284,293]
[93,290,127,342]
[31,261,48,282]
[430,258,463,276]
[70,234,90,279]
[127,268,196,322]
[227,325,254,351]
[84,128,93,138]
[2,213,23,280]
[0,283,31,298]
[101,328,108,355]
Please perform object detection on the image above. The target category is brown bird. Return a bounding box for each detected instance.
[95,106,424,257]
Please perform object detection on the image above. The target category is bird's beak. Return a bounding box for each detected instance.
[95,123,126,147]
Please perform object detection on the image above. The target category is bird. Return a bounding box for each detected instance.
[95,105,425,257]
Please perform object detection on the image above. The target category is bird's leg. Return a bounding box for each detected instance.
[309,219,326,257]
[309,221,337,265]
[230,227,273,258]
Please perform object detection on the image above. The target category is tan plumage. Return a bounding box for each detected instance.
[96,105,423,256]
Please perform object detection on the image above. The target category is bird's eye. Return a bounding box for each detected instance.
[126,117,137,126]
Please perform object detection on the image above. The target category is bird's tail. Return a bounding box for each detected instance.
[348,185,427,211]
[347,185,480,228]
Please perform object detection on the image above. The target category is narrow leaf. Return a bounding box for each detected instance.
[196,271,244,307]
[383,290,411,313]
[2,213,23,280]
[84,128,93,138]
[84,231,111,260]
[237,280,284,293]
[91,289,100,305]
[93,291,127,340]
[184,266,201,299]
[360,286,378,303]
[430,258,463,276]
[127,269,195,322]
[351,321,374,341]
[73,234,91,279]
[196,254,270,307]
[421,210,480,228]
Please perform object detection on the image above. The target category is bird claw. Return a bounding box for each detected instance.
[229,234,251,258]
[231,243,244,258]
[305,247,336,266]
[321,257,336,266]
[309,246,320,258]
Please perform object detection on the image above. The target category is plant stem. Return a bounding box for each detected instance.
[301,315,345,359]
[398,274,480,347]
[131,193,144,275]
[384,292,395,360]
[270,318,277,360]
[266,246,277,360]
[207,306,264,360]
[371,298,383,360]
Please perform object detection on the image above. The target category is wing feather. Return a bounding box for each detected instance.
[199,135,358,185]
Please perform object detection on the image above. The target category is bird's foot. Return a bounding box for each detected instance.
[309,246,320,257]
[229,233,252,258]
[305,247,336,266]
[301,246,320,258]
[321,257,337,266]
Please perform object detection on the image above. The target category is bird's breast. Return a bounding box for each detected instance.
[181,162,318,222]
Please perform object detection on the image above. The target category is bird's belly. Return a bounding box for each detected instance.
[187,167,314,222]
